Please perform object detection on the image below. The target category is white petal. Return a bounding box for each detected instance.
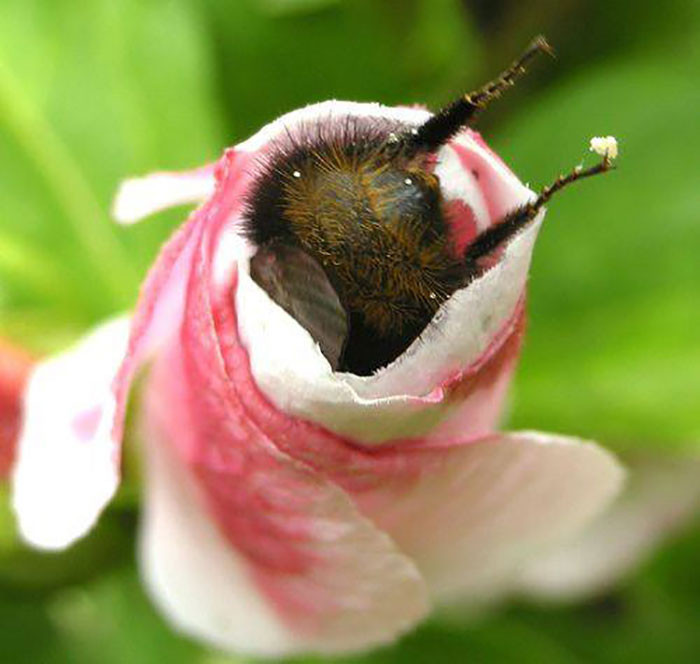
[365,431,625,604]
[12,316,130,550]
[139,401,430,657]
[234,216,540,444]
[112,167,216,225]
[517,455,700,602]
[235,100,430,153]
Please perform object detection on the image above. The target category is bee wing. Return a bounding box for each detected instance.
[250,243,348,370]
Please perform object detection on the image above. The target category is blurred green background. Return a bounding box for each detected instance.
[1,0,698,661]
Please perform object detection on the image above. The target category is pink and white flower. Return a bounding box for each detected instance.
[11,102,624,656]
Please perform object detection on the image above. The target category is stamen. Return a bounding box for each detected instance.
[463,145,617,265]
[589,136,618,160]
[404,35,554,155]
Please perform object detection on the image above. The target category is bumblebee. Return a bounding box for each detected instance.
[245,37,613,375]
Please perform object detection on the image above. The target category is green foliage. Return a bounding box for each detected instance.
[0,0,224,348]
[202,0,477,139]
[0,0,698,661]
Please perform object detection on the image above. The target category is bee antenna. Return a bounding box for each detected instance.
[404,35,554,156]
[463,154,614,265]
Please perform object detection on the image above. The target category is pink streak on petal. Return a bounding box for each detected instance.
[453,130,534,222]
[111,150,255,456]
[444,199,479,256]
[71,406,103,442]
[468,129,515,174]
[0,340,33,478]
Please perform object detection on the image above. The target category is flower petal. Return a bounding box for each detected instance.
[112,164,216,225]
[517,454,700,602]
[451,130,535,221]
[357,431,625,603]
[207,233,624,607]
[246,409,625,602]
[140,374,429,657]
[138,236,429,655]
[12,316,130,549]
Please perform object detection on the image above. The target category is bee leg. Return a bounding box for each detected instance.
[463,155,615,266]
[406,35,554,155]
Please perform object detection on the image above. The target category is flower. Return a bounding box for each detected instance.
[11,101,624,656]
[0,339,33,479]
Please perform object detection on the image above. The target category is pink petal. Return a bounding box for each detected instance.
[140,423,423,656]
[138,229,429,655]
[517,454,700,602]
[453,130,535,220]
[126,119,595,644]
[12,317,130,549]
[203,231,622,614]
[112,164,216,225]
[215,305,624,601]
